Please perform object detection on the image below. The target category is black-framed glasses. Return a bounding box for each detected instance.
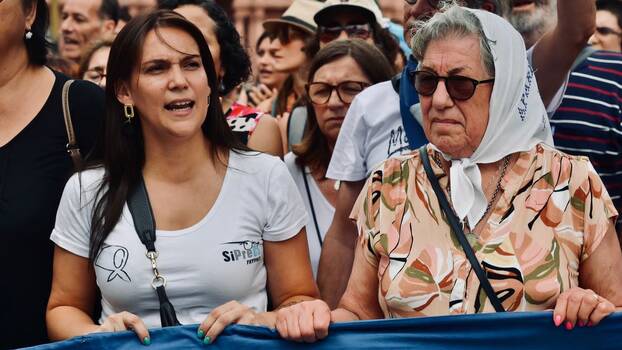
[409,70,494,101]
[403,0,440,7]
[595,26,622,36]
[306,81,370,105]
[84,68,107,84]
[318,24,372,43]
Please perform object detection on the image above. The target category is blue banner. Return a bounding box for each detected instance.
[26,311,622,349]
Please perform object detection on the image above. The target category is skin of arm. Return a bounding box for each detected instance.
[247,116,284,158]
[46,247,100,340]
[316,180,365,309]
[264,228,321,309]
[531,0,596,106]
[578,223,622,307]
[331,232,385,322]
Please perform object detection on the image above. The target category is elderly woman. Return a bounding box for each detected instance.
[274,5,622,342]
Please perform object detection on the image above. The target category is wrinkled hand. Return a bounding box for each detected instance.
[275,299,331,343]
[197,301,276,344]
[96,311,150,345]
[554,287,615,329]
[249,84,277,107]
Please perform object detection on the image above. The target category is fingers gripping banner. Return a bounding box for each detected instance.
[28,312,622,350]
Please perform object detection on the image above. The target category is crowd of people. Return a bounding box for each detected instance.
[2,0,622,348]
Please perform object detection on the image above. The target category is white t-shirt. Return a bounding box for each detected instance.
[283,153,335,278]
[326,47,567,182]
[51,151,307,328]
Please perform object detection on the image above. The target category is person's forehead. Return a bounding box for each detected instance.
[141,28,200,61]
[118,0,155,7]
[63,0,102,15]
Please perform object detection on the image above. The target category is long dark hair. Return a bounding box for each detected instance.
[88,10,246,261]
[293,39,393,174]
[159,0,251,95]
[22,0,50,65]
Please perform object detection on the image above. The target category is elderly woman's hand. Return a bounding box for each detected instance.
[553,287,616,329]
[197,300,277,344]
[275,299,331,343]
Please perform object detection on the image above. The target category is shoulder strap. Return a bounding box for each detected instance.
[127,177,157,252]
[418,146,505,313]
[570,46,597,71]
[300,164,323,246]
[61,79,82,169]
[126,177,180,327]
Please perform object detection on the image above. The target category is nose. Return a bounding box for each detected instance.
[431,79,453,109]
[336,30,349,41]
[168,64,189,90]
[60,16,73,33]
[99,76,107,89]
[326,88,345,108]
[588,33,599,46]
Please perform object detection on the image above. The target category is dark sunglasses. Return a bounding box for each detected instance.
[409,70,494,101]
[318,24,371,43]
[595,26,622,36]
[306,81,370,105]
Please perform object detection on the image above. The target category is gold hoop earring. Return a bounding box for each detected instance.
[124,104,135,123]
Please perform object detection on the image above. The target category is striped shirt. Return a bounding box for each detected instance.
[550,50,622,219]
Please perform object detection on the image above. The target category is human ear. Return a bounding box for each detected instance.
[115,82,134,106]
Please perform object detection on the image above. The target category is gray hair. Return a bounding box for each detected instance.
[411,3,495,77]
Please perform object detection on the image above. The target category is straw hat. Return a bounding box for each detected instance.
[263,0,324,35]
[314,0,385,27]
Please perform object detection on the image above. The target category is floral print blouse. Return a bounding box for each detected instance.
[351,144,617,317]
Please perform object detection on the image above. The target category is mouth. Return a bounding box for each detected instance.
[164,99,195,115]
[62,35,80,46]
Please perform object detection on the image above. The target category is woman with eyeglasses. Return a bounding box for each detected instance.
[274,6,622,342]
[80,39,114,88]
[588,0,622,52]
[312,0,400,73]
[284,39,393,279]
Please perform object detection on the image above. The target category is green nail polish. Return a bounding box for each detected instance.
[143,337,151,346]
[197,329,205,339]
[203,336,211,345]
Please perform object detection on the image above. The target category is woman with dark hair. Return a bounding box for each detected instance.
[263,0,323,118]
[80,39,114,88]
[284,39,394,279]
[245,31,289,112]
[0,0,103,347]
[160,0,283,156]
[46,10,318,346]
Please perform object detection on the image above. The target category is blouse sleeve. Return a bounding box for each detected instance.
[577,161,619,261]
[50,173,96,258]
[263,159,308,242]
[350,164,386,268]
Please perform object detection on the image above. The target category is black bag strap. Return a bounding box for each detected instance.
[300,164,323,246]
[127,177,181,327]
[418,146,505,312]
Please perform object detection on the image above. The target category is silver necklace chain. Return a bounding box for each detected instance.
[432,153,511,229]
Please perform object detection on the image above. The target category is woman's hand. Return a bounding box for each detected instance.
[249,84,277,109]
[553,287,616,329]
[275,299,331,343]
[197,301,275,345]
[96,311,151,345]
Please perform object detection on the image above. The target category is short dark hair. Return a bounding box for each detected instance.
[21,0,50,66]
[159,0,251,95]
[596,0,622,29]
[99,0,120,22]
[255,31,272,52]
[293,39,394,173]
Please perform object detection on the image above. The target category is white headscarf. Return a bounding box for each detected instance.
[430,8,554,228]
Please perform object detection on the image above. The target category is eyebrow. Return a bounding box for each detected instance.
[419,64,470,75]
[141,54,201,66]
